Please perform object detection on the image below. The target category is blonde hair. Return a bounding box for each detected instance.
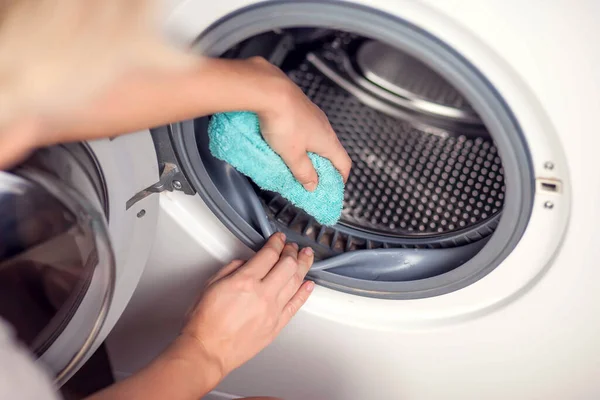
[0,0,194,127]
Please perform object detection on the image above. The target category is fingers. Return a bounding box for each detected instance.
[308,129,352,183]
[206,259,246,287]
[262,243,300,288]
[238,232,286,278]
[280,151,319,192]
[279,242,299,264]
[325,143,352,183]
[277,247,314,307]
[275,280,315,333]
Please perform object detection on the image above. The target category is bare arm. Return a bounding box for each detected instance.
[41,57,288,142]
[1,57,351,190]
[86,335,223,400]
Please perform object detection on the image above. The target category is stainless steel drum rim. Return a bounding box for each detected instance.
[355,40,481,123]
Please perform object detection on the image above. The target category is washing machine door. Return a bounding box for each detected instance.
[0,145,114,385]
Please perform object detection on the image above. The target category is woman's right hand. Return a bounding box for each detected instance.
[246,57,352,191]
[181,233,315,378]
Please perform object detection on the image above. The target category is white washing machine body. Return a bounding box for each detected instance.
[107,1,600,399]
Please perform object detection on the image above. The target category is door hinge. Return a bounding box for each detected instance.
[126,125,196,210]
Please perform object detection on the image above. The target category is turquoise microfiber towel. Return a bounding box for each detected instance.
[208,111,344,226]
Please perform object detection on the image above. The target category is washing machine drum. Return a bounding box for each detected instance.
[0,145,114,383]
[166,26,533,299]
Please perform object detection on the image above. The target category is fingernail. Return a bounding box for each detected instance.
[277,232,286,242]
[302,247,314,256]
[290,242,299,250]
[305,281,315,292]
[303,181,318,192]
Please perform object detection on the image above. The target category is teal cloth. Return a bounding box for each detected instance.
[208,111,344,226]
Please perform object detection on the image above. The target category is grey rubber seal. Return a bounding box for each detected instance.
[172,119,274,249]
[171,1,534,299]
[311,239,489,281]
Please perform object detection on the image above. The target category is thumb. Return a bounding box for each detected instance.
[283,152,319,192]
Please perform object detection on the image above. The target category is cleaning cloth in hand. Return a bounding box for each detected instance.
[208,111,344,226]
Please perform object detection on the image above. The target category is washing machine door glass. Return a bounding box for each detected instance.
[0,151,114,383]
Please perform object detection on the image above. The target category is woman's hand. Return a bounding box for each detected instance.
[88,233,314,400]
[245,57,352,190]
[181,232,315,378]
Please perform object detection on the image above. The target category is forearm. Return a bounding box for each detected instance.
[87,335,223,400]
[41,57,288,146]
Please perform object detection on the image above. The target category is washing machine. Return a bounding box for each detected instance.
[106,1,600,399]
[0,132,159,386]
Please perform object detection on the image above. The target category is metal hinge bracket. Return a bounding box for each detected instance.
[126,125,196,210]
